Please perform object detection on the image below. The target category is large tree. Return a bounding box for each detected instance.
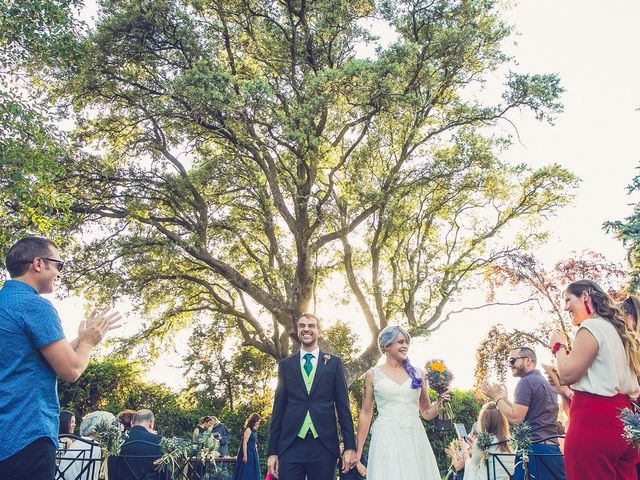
[56,0,576,383]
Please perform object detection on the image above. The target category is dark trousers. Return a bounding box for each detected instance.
[0,437,56,480]
[278,435,337,480]
[513,444,566,480]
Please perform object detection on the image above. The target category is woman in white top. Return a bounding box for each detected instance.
[551,279,640,480]
[459,402,514,480]
[59,411,113,480]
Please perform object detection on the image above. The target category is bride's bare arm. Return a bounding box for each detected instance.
[419,377,440,420]
[356,369,375,461]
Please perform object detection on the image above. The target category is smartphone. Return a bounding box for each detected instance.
[454,423,468,440]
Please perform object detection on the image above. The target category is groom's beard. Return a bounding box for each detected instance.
[299,335,318,348]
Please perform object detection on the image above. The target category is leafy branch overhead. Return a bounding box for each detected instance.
[475,250,627,386]
[6,0,577,384]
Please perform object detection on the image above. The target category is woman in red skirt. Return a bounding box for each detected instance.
[550,280,640,480]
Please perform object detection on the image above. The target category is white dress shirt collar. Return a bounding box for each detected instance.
[300,347,320,361]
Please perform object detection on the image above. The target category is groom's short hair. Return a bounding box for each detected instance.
[297,313,322,330]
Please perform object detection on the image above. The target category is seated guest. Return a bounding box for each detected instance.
[59,411,115,480]
[59,410,77,450]
[460,402,514,480]
[116,409,137,432]
[117,409,163,480]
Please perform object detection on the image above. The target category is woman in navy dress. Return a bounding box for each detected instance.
[232,413,261,480]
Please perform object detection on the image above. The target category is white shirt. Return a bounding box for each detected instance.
[59,437,102,480]
[572,317,640,398]
[464,436,514,480]
[299,347,319,372]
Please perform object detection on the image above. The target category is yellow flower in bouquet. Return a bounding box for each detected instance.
[430,361,446,373]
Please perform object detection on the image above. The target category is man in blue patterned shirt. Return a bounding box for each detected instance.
[0,236,121,480]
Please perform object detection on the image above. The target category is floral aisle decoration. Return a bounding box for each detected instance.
[93,420,127,479]
[509,422,533,477]
[475,432,494,464]
[155,437,194,479]
[155,433,221,480]
[425,359,454,430]
[620,408,640,447]
[194,430,220,464]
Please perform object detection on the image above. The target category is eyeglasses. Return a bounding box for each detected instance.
[21,257,65,272]
[41,257,65,272]
[508,356,527,366]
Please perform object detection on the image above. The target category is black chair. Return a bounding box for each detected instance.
[108,440,163,480]
[55,435,102,480]
[485,450,516,479]
[486,435,565,480]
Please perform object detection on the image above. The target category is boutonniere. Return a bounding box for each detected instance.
[323,354,331,365]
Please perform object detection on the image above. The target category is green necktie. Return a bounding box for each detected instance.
[303,353,314,375]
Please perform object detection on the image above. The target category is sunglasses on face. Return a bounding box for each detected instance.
[42,257,65,272]
[508,356,527,366]
[22,257,65,272]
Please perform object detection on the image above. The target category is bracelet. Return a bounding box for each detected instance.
[551,342,569,356]
[495,397,505,407]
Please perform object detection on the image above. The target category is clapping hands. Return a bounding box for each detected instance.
[78,308,123,347]
[480,380,507,402]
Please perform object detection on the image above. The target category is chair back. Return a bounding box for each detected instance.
[55,435,102,480]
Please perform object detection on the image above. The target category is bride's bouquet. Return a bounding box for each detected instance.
[425,359,454,426]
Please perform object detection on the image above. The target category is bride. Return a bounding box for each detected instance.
[356,325,445,480]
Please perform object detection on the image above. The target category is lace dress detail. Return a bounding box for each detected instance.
[367,367,441,479]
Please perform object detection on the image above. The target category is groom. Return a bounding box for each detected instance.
[267,313,356,480]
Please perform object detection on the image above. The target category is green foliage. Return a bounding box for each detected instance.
[58,355,275,450]
[0,94,74,260]
[183,322,276,414]
[606,166,640,291]
[0,0,83,70]
[58,356,195,436]
[323,320,360,363]
[0,0,82,258]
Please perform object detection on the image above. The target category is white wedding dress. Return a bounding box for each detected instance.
[367,366,441,480]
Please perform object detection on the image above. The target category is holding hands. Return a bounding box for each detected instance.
[341,449,357,473]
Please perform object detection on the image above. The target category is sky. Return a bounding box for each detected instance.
[50,0,640,395]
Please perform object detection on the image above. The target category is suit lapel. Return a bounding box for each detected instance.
[291,353,307,394]
[309,350,325,396]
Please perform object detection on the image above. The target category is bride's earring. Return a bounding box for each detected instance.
[584,299,592,315]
